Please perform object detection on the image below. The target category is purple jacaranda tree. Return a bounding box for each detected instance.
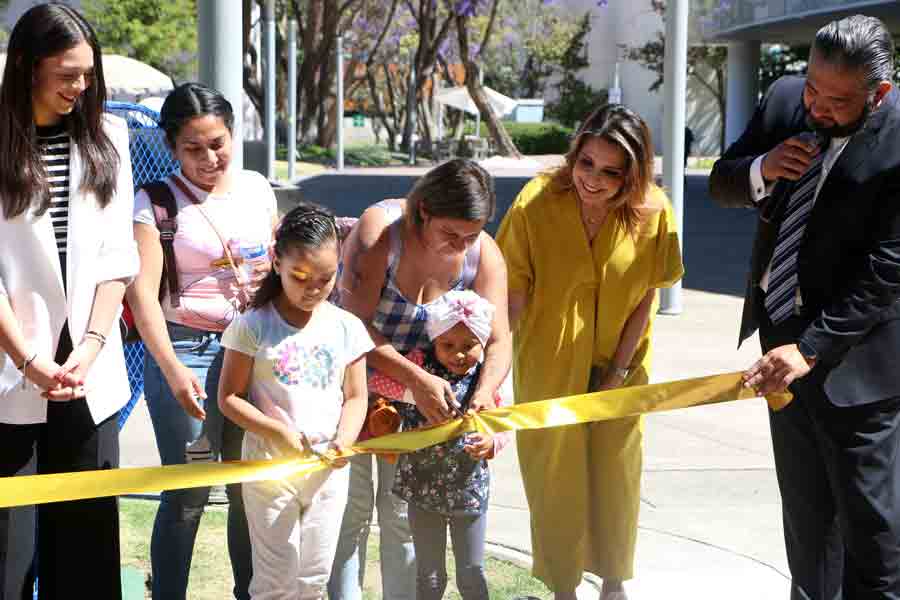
[241,0,368,148]
[478,0,585,99]
[453,0,521,157]
[398,0,459,153]
[238,0,601,154]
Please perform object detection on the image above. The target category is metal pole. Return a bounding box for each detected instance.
[659,0,688,315]
[336,35,345,171]
[198,0,244,169]
[408,54,416,166]
[288,19,297,182]
[264,0,276,180]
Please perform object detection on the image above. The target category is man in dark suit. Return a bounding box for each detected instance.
[709,15,900,599]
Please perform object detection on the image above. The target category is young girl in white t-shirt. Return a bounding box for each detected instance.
[218,203,373,600]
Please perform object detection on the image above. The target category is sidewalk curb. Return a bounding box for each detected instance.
[484,540,603,593]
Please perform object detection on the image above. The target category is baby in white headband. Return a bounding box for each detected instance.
[367,290,509,451]
[368,290,498,407]
[424,289,495,377]
[383,291,511,575]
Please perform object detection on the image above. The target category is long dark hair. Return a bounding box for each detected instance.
[0,3,118,219]
[160,82,234,148]
[250,202,340,310]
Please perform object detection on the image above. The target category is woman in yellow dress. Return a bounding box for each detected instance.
[496,104,684,600]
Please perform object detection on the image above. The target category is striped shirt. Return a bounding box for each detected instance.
[37,123,71,277]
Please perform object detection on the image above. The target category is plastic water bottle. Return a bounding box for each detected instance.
[238,242,266,282]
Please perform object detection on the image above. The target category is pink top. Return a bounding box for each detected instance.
[134,169,277,332]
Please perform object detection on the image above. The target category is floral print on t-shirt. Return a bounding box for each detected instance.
[271,341,337,389]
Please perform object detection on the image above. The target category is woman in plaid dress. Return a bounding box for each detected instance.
[327,159,512,600]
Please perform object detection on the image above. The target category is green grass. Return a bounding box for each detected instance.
[120,498,233,599]
[120,498,549,599]
[359,531,549,600]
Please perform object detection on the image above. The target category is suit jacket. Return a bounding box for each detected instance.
[709,76,900,407]
[0,114,139,425]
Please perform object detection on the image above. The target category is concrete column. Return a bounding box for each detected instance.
[725,40,761,148]
[198,0,244,169]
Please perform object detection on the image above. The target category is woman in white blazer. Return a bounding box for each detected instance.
[0,5,138,599]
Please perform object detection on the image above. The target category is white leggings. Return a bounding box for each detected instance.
[242,433,350,600]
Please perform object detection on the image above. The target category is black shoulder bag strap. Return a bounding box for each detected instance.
[143,180,182,308]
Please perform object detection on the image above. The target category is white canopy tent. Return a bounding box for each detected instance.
[434,85,518,117]
[434,85,518,141]
[101,55,174,102]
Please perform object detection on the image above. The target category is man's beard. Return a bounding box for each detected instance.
[804,98,874,138]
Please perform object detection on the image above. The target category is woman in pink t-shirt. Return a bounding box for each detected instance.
[126,82,277,600]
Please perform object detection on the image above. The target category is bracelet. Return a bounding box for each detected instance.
[18,352,37,390]
[83,330,107,348]
[17,352,37,372]
[609,365,630,381]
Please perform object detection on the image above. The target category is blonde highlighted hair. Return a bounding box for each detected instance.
[549,104,657,239]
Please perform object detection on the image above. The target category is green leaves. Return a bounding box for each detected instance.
[82,0,198,83]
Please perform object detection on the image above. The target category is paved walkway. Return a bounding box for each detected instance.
[487,289,789,599]
[119,165,793,599]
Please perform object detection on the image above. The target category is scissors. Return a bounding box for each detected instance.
[298,431,336,467]
[445,390,466,419]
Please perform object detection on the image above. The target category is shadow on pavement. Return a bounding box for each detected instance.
[293,172,756,298]
[681,174,756,297]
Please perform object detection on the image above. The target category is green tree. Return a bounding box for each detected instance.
[240,0,370,148]
[546,13,607,129]
[624,0,728,151]
[83,0,197,82]
[454,0,520,157]
[478,0,582,99]
[759,44,808,95]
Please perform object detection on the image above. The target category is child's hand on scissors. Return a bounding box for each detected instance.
[273,426,304,456]
[463,432,494,460]
[324,440,351,469]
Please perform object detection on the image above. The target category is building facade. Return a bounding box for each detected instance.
[705,0,900,148]
[562,0,726,156]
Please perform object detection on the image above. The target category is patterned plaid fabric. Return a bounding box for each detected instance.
[372,219,481,354]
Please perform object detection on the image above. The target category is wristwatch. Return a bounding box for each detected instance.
[609,366,630,381]
[798,340,817,365]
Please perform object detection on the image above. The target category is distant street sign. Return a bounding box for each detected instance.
[352,114,364,127]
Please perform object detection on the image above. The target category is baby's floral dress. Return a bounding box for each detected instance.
[392,350,490,516]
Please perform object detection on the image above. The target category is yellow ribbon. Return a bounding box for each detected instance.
[0,371,789,508]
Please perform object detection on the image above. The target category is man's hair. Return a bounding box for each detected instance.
[814,14,894,90]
